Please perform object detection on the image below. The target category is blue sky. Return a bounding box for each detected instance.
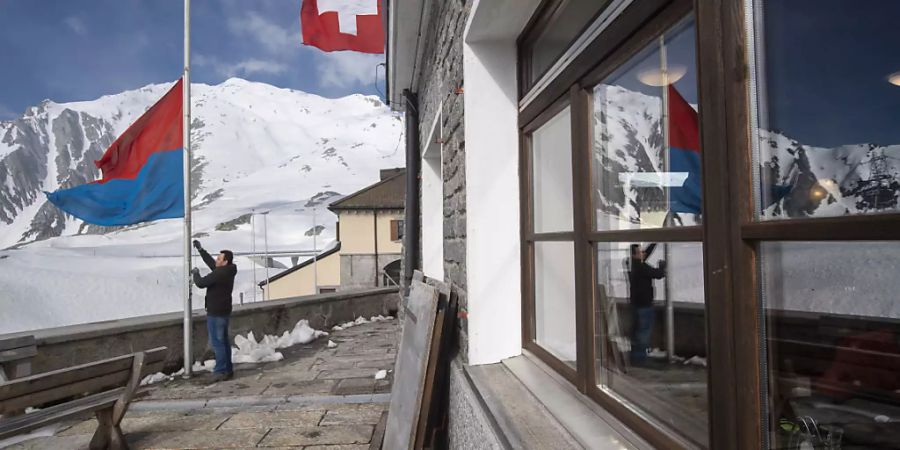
[0,0,385,120]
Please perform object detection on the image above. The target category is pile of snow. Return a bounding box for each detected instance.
[683,356,707,367]
[140,319,330,383]
[192,359,216,373]
[332,315,393,331]
[327,340,337,348]
[140,372,175,386]
[232,319,328,364]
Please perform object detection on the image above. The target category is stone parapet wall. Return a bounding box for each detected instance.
[5,288,399,374]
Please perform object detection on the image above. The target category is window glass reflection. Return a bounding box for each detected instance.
[761,241,900,449]
[595,241,708,446]
[535,241,577,367]
[533,106,574,233]
[592,19,701,231]
[753,1,900,219]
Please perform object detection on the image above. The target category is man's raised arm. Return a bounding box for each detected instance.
[194,240,216,270]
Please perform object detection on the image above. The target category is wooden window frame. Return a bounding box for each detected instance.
[390,219,405,242]
[518,0,613,98]
[520,0,900,448]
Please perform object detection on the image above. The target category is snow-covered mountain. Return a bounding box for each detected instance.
[0,79,403,334]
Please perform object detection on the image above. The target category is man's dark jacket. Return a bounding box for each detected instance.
[628,243,666,308]
[192,248,237,316]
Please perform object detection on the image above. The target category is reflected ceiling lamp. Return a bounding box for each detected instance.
[889,71,900,87]
[637,64,686,87]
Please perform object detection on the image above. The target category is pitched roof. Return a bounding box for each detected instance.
[328,169,406,211]
[258,242,341,287]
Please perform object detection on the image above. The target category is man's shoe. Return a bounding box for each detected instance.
[208,372,231,384]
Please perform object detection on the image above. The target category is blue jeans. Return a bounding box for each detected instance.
[630,307,655,364]
[206,315,233,374]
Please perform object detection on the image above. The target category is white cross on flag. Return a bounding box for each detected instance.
[300,0,384,54]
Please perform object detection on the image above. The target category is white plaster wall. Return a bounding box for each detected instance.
[462,0,541,366]
[422,111,445,280]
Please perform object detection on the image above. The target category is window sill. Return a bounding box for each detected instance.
[462,351,653,449]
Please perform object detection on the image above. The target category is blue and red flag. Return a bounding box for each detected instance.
[46,79,184,226]
[667,85,702,214]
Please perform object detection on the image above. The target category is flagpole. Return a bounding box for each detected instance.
[182,0,193,378]
[659,34,675,363]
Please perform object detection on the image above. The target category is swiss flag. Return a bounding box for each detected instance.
[301,0,385,54]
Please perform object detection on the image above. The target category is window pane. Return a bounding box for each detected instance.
[528,0,612,85]
[592,19,701,231]
[595,241,708,446]
[534,241,577,367]
[532,106,573,233]
[752,2,900,220]
[762,241,900,449]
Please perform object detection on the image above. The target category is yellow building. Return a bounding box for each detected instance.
[260,169,405,299]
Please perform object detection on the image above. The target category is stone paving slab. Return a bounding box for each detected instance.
[258,425,374,447]
[128,429,267,449]
[317,368,382,380]
[320,406,385,426]
[333,378,377,396]
[219,410,324,430]
[7,320,399,450]
[59,412,229,436]
[303,445,369,450]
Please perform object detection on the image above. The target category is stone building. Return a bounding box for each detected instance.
[260,169,405,299]
[388,0,900,449]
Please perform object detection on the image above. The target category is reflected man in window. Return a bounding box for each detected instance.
[629,243,666,365]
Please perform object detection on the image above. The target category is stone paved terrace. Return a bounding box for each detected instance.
[9,319,399,449]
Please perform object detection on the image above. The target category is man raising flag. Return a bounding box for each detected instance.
[192,240,237,383]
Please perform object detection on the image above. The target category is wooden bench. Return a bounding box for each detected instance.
[0,336,37,382]
[0,347,167,450]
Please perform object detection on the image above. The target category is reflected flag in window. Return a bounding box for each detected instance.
[668,85,702,214]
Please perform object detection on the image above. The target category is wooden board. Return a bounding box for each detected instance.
[383,277,439,450]
[0,336,35,352]
[0,346,38,364]
[417,285,458,450]
[0,347,166,400]
[0,388,123,440]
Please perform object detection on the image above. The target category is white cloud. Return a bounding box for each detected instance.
[195,54,287,78]
[316,52,383,89]
[0,103,17,121]
[64,16,87,36]
[226,59,288,77]
[227,12,296,54]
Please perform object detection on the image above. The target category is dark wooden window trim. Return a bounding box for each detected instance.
[522,0,900,448]
[519,0,676,127]
[741,214,900,241]
[526,232,575,242]
[524,340,579,385]
[517,0,613,97]
[589,226,702,243]
[517,0,565,96]
[519,0,721,448]
[521,93,570,135]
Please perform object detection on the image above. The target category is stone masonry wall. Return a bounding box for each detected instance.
[416,0,471,363]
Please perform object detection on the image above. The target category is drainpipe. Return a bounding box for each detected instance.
[374,209,380,287]
[402,89,420,290]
